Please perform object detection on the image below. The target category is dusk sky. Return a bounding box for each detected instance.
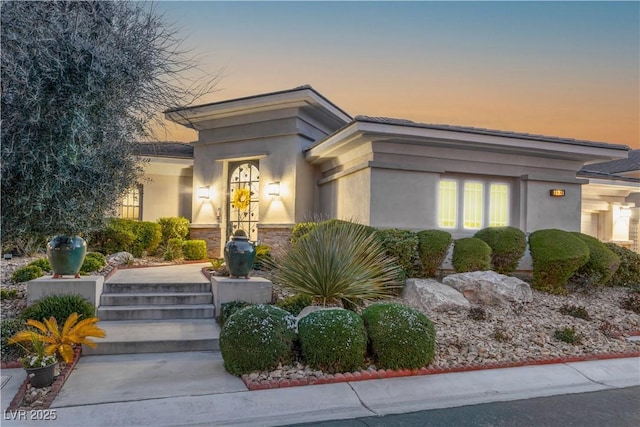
[154,1,640,149]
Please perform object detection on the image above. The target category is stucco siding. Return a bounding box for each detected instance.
[142,174,192,221]
[522,179,583,232]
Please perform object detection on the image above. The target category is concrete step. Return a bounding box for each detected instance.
[101,292,213,306]
[103,282,211,293]
[97,304,215,321]
[84,319,220,355]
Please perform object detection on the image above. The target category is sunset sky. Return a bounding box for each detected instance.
[154,1,640,149]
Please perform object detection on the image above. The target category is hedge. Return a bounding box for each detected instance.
[474,226,526,274]
[183,240,207,260]
[605,243,640,287]
[529,229,589,294]
[570,233,620,287]
[375,228,419,279]
[417,230,452,277]
[452,238,491,273]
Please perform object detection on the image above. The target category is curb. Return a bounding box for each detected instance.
[241,351,640,391]
[8,346,82,410]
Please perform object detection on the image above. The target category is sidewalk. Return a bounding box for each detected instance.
[2,352,638,426]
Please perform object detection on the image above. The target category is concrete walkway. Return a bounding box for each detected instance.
[106,263,211,284]
[2,354,638,426]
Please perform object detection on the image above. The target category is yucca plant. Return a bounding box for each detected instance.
[272,221,402,306]
[9,312,106,363]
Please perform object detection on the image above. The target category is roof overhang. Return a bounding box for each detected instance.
[306,120,630,164]
[165,86,351,131]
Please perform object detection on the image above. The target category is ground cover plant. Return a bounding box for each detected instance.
[20,294,95,323]
[11,265,43,283]
[298,309,367,373]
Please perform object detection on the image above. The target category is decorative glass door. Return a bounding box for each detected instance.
[228,161,259,241]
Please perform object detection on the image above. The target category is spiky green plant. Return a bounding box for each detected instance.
[272,221,402,306]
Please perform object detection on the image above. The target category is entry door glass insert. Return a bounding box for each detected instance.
[228,161,259,241]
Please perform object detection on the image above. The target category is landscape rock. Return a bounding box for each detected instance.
[106,251,134,266]
[402,278,471,313]
[442,270,533,306]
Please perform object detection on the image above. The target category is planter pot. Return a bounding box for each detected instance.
[24,363,57,388]
[47,235,87,278]
[224,235,256,278]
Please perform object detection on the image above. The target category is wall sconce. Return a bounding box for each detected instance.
[268,182,280,197]
[549,189,565,197]
[197,186,210,199]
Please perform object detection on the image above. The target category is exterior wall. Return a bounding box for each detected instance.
[142,174,192,222]
[318,168,371,224]
[189,226,221,258]
[520,178,583,232]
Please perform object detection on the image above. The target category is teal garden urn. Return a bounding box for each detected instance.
[224,230,256,279]
[47,235,87,278]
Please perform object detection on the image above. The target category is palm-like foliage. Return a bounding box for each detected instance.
[8,313,106,363]
[272,221,402,306]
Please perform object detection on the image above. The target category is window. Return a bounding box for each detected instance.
[438,178,509,230]
[119,185,142,220]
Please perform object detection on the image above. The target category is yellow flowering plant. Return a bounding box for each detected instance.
[232,187,251,211]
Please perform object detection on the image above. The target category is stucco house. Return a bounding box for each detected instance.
[127,85,632,257]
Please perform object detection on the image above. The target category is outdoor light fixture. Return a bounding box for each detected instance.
[549,189,565,197]
[268,182,280,197]
[197,186,210,199]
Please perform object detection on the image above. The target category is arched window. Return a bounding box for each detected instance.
[228,161,259,241]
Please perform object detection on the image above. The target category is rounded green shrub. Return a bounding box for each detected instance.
[529,229,590,294]
[132,221,162,257]
[452,238,491,273]
[11,265,43,283]
[361,303,436,370]
[28,257,51,272]
[183,240,207,260]
[605,243,640,288]
[417,230,452,277]
[157,217,190,243]
[218,300,253,327]
[474,226,526,274]
[80,251,107,273]
[98,218,136,254]
[298,309,367,373]
[219,305,296,375]
[570,233,620,287]
[20,294,95,323]
[276,294,313,316]
[375,228,419,279]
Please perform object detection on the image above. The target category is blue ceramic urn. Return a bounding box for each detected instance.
[47,235,87,278]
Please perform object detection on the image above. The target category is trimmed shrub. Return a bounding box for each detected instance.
[158,217,190,244]
[20,294,95,323]
[529,229,590,294]
[276,294,313,316]
[183,240,207,260]
[96,218,136,254]
[570,233,620,287]
[361,303,436,370]
[298,309,367,373]
[163,238,184,261]
[474,226,526,274]
[375,228,419,279]
[605,243,640,288]
[253,244,272,270]
[273,220,401,306]
[28,258,51,272]
[290,222,318,244]
[452,238,491,273]
[219,305,296,375]
[1,318,26,361]
[11,265,43,283]
[80,252,107,273]
[132,221,162,257]
[417,230,452,277]
[218,300,253,327]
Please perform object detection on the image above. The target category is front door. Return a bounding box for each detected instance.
[227,161,259,241]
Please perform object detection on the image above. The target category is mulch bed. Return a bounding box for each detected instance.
[242,350,640,390]
[6,346,82,410]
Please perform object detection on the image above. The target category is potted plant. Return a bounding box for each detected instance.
[10,332,58,388]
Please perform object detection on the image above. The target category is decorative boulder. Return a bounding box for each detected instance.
[442,271,533,306]
[106,251,134,266]
[402,278,471,313]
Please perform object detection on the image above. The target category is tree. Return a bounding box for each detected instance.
[1,1,216,253]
